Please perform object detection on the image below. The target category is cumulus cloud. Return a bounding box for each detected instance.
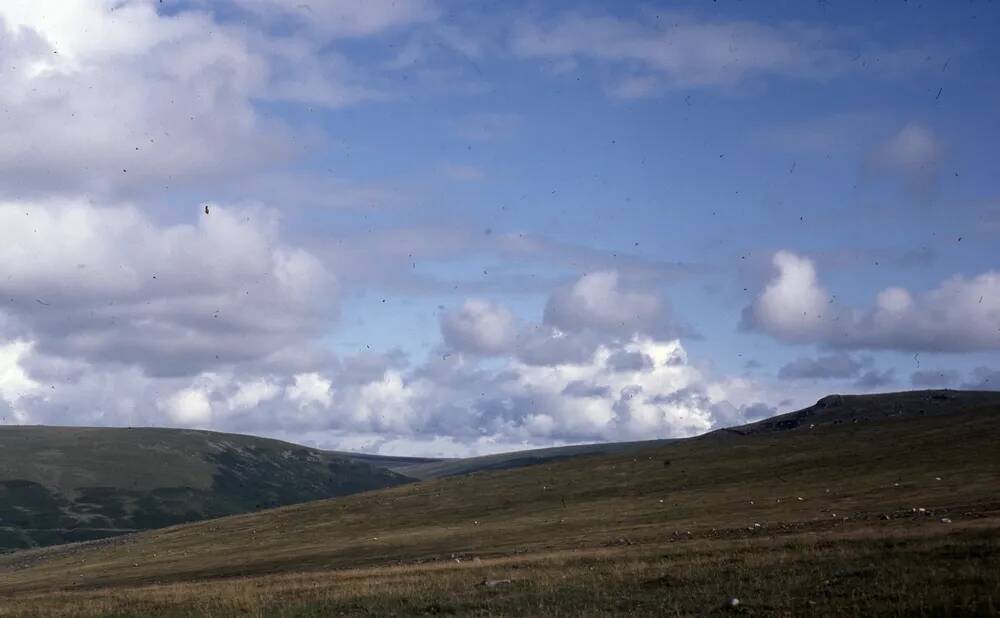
[441,299,519,355]
[0,341,40,422]
[159,384,214,426]
[544,270,673,338]
[742,251,831,342]
[0,0,437,199]
[286,373,333,409]
[744,251,1000,352]
[0,2,288,197]
[0,200,333,377]
[227,379,281,412]
[441,270,680,366]
[16,301,770,454]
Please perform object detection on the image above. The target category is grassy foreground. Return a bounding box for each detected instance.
[0,518,998,616]
[0,391,998,616]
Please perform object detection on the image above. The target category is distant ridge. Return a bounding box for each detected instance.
[0,426,424,551]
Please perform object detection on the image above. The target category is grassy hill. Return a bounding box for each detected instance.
[0,390,997,616]
[0,426,422,551]
[390,438,675,480]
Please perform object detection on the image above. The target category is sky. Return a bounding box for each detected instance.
[0,0,998,457]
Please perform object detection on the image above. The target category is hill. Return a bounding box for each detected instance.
[0,426,421,551]
[0,390,997,616]
[391,438,675,479]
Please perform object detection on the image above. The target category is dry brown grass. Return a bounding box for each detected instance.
[1,517,998,617]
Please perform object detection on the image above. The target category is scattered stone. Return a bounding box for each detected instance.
[724,597,741,609]
[940,517,952,524]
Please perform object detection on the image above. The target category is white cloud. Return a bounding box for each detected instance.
[0,0,441,199]
[544,270,672,337]
[506,337,711,440]
[0,199,333,377]
[352,371,423,434]
[0,2,294,197]
[442,299,519,355]
[743,251,831,342]
[0,341,40,419]
[227,379,281,412]
[745,251,1000,352]
[159,385,213,426]
[287,372,333,409]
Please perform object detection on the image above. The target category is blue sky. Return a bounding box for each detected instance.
[0,0,997,456]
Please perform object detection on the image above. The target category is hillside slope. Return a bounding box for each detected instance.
[391,438,674,479]
[1,389,997,608]
[0,426,417,551]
